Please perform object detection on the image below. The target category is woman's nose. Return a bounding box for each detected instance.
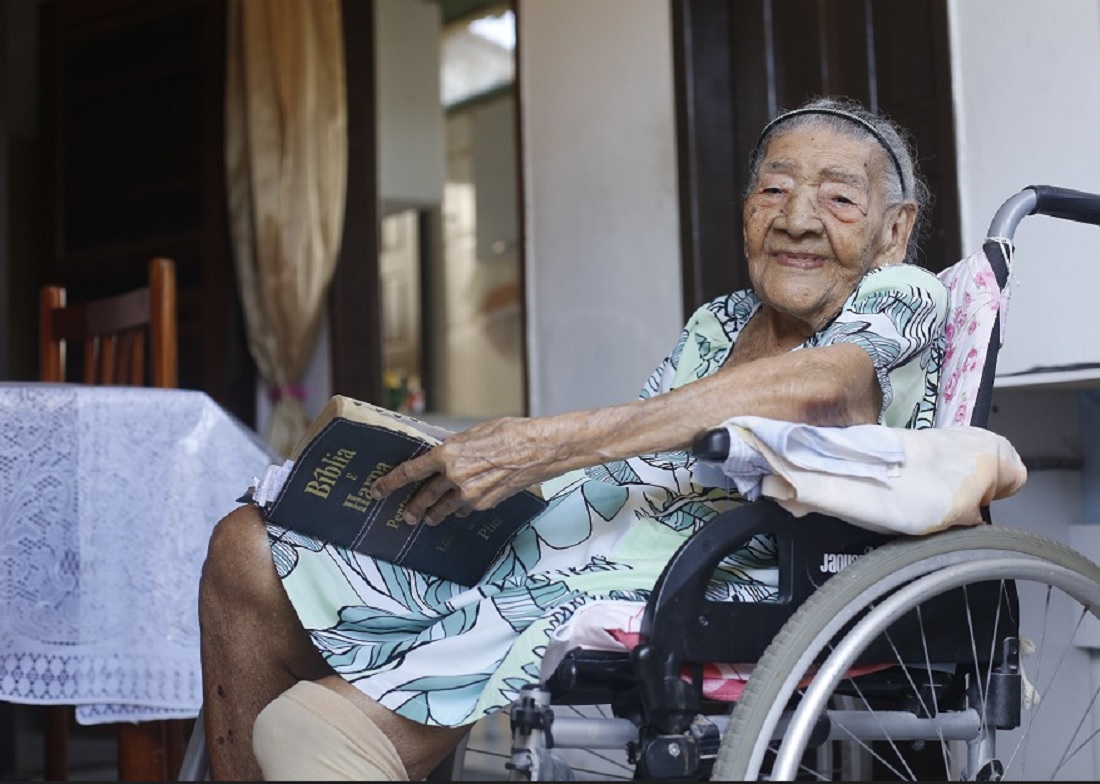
[779,188,822,236]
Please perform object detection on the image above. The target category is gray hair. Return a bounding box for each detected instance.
[746,97,931,265]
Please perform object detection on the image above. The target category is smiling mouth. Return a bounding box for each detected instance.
[772,252,826,268]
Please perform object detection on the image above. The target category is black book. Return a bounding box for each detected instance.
[257,396,547,586]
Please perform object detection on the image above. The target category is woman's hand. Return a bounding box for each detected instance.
[370,417,566,525]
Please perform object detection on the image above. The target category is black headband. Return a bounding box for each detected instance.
[752,107,909,198]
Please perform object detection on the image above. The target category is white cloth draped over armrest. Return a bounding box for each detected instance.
[694,417,1028,536]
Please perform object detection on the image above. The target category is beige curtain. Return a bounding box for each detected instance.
[225,0,347,457]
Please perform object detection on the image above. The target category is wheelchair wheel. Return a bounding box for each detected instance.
[713,526,1100,781]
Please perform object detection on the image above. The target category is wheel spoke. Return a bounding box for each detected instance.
[1007,602,1090,777]
[1054,643,1100,776]
[914,603,955,777]
[880,620,954,779]
[828,709,916,780]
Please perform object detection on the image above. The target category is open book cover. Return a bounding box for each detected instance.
[256,396,548,586]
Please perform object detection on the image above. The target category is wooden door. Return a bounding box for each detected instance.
[672,0,960,313]
[0,0,9,382]
[327,0,384,406]
[39,0,255,422]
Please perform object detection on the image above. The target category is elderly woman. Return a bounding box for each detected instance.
[198,96,946,780]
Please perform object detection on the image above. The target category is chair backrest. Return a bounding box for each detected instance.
[39,257,178,388]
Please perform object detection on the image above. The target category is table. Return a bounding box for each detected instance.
[0,384,276,775]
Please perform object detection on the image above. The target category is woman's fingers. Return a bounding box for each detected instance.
[371,451,439,499]
[404,482,477,527]
[421,490,468,527]
[372,418,546,521]
[401,474,455,524]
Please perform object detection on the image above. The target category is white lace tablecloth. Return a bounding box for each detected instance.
[0,384,275,725]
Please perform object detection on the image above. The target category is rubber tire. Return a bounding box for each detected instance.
[712,526,1100,781]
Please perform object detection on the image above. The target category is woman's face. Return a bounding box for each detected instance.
[743,125,915,333]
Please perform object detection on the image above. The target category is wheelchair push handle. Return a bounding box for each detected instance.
[989,185,1100,239]
[1029,185,1100,226]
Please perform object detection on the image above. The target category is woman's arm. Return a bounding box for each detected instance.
[371,342,878,525]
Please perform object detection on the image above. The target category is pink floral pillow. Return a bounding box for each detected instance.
[935,250,1007,428]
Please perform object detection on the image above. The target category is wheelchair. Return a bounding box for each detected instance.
[443,185,1100,782]
[179,186,1100,781]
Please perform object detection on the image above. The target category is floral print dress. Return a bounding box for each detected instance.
[268,263,947,727]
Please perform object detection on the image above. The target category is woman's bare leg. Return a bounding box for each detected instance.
[198,505,468,780]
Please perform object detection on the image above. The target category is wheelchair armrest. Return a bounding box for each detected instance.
[638,500,894,665]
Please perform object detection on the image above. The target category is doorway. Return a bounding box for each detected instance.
[378,1,525,427]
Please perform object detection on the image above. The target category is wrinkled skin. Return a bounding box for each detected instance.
[745,127,911,333]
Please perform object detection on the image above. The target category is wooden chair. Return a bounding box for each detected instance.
[40,256,178,388]
[38,256,187,780]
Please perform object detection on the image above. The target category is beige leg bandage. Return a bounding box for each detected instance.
[253,680,408,781]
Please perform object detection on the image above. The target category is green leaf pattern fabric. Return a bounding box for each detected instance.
[270,264,946,727]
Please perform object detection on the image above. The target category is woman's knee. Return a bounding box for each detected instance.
[201,504,277,603]
[252,681,409,781]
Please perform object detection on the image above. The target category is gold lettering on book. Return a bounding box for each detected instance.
[341,462,395,513]
[435,530,457,552]
[385,497,410,529]
[476,517,504,540]
[304,449,357,499]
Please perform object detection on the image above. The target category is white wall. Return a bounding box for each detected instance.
[519,0,683,416]
[949,0,1100,549]
[949,0,1100,378]
[375,0,446,216]
[951,4,1100,773]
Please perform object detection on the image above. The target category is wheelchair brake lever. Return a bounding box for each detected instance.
[691,427,730,461]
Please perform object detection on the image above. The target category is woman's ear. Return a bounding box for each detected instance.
[880,202,917,265]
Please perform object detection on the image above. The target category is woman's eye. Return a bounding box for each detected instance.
[818,186,867,220]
